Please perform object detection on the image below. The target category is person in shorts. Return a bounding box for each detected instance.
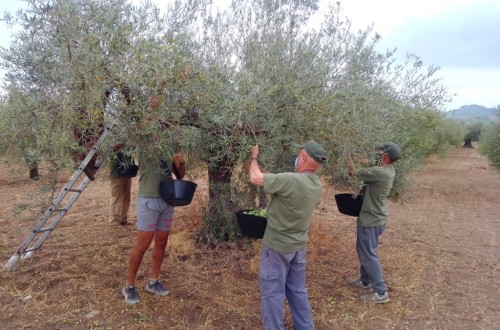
[121,79,187,304]
[121,144,186,305]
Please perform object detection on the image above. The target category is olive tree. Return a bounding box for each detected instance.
[1,0,453,243]
[0,0,220,232]
[0,0,207,181]
[184,0,334,240]
[479,108,500,170]
[188,0,451,239]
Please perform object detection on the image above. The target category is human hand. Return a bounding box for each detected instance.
[172,154,186,179]
[251,145,259,159]
[113,142,125,152]
[357,155,369,165]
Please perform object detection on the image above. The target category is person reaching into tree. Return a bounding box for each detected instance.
[248,140,327,330]
[122,81,187,305]
[345,142,401,304]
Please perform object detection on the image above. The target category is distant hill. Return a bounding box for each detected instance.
[447,105,498,123]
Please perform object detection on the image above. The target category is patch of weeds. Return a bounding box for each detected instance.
[88,319,104,330]
[136,312,152,325]
[9,289,25,298]
[326,296,337,311]
[12,203,30,218]
[326,296,337,305]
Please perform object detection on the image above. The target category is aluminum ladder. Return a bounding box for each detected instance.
[4,122,115,271]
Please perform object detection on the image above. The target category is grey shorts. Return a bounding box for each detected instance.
[136,197,174,232]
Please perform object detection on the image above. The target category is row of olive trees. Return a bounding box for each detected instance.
[479,109,500,170]
[0,0,461,242]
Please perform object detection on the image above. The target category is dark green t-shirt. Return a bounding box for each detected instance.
[137,147,173,198]
[262,172,322,253]
[357,165,395,227]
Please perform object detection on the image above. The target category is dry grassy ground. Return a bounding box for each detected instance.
[0,145,498,329]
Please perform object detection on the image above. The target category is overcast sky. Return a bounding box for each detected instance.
[337,0,500,110]
[1,0,499,111]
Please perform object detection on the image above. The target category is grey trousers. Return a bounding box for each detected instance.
[259,245,314,330]
[356,224,388,294]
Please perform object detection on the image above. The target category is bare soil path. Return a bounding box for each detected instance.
[381,146,499,329]
[0,146,498,329]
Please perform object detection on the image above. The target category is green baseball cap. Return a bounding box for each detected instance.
[377,142,401,161]
[295,140,327,164]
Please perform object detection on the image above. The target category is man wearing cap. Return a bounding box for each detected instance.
[249,140,327,330]
[346,141,401,304]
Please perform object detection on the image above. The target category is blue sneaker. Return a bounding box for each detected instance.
[145,280,170,296]
[122,286,140,305]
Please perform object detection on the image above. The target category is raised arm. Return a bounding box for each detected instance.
[249,145,264,187]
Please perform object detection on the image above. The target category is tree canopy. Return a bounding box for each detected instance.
[0,0,461,242]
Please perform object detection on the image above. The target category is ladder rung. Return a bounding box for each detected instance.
[24,247,38,253]
[37,228,53,233]
[67,188,83,193]
[53,208,68,212]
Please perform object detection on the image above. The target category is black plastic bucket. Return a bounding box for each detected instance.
[118,164,139,178]
[236,210,267,239]
[160,180,197,206]
[334,193,363,217]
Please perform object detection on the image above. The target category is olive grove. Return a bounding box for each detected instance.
[479,108,500,170]
[1,0,462,242]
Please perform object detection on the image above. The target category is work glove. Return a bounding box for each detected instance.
[172,154,186,179]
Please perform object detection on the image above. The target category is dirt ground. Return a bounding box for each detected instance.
[0,145,498,330]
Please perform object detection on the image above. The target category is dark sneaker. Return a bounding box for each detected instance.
[110,221,129,226]
[361,291,390,304]
[347,278,373,291]
[145,280,170,296]
[122,286,140,305]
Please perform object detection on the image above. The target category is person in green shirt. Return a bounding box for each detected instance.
[346,142,401,304]
[122,144,186,305]
[121,82,187,305]
[249,140,327,330]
